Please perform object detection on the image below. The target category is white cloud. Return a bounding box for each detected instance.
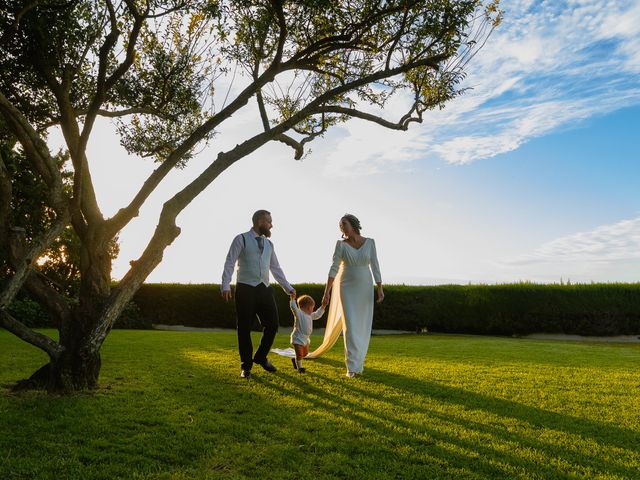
[426,0,640,163]
[502,216,640,266]
[431,90,640,163]
[323,0,640,170]
[599,1,640,73]
[598,1,640,42]
[432,134,518,165]
[144,1,640,177]
[322,118,429,176]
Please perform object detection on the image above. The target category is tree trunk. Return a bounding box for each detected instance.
[15,346,101,392]
[15,234,112,392]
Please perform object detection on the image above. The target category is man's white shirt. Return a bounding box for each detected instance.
[221,229,293,293]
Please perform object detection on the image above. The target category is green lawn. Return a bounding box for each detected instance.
[1,329,639,479]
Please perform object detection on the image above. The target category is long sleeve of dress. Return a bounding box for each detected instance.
[328,240,342,278]
[369,238,382,284]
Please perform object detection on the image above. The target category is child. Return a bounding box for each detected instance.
[290,293,327,373]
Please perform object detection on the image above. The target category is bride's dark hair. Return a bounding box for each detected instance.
[341,214,362,237]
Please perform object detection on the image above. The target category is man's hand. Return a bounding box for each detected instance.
[222,290,232,302]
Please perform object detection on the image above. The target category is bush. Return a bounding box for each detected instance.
[7,296,53,327]
[127,282,640,336]
[130,283,238,329]
[114,301,152,329]
[6,282,640,336]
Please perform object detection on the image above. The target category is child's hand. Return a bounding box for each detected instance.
[290,290,297,300]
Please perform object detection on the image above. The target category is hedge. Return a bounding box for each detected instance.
[131,282,640,336]
[7,283,640,336]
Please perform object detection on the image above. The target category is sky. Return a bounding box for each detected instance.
[77,0,640,286]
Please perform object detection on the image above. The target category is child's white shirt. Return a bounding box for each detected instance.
[290,299,325,346]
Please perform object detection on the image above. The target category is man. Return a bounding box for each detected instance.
[221,210,295,378]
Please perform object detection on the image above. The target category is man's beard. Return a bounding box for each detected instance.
[258,225,271,237]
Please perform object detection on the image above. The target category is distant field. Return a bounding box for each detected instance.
[1,330,639,479]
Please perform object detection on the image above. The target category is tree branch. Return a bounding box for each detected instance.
[60,0,117,229]
[0,223,69,354]
[273,133,304,159]
[92,54,449,346]
[40,107,174,129]
[101,0,307,236]
[104,0,147,92]
[314,104,421,131]
[23,271,73,327]
[105,47,446,237]
[36,55,102,229]
[104,10,447,241]
[145,2,190,19]
[270,0,287,66]
[0,149,12,241]
[0,91,56,187]
[68,0,152,231]
[256,74,304,159]
[1,216,67,311]
[0,89,85,239]
[385,7,410,71]
[289,2,412,64]
[1,216,74,328]
[77,0,121,156]
[0,309,63,360]
[103,49,289,237]
[296,53,448,107]
[0,0,40,46]
[297,61,346,85]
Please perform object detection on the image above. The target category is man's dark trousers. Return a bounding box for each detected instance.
[235,282,279,371]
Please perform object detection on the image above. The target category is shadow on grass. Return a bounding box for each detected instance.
[169,350,639,479]
[324,357,638,475]
[2,331,638,479]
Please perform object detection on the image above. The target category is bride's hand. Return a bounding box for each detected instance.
[322,292,330,306]
[376,288,384,304]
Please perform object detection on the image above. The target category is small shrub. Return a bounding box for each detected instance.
[114,301,151,329]
[7,297,52,327]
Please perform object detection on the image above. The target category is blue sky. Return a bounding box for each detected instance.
[77,0,640,285]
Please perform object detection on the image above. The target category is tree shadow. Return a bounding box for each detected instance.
[172,349,638,478]
[300,356,640,477]
[2,334,638,479]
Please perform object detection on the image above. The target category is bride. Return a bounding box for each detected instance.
[308,214,384,377]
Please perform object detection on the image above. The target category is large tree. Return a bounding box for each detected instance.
[0,0,501,391]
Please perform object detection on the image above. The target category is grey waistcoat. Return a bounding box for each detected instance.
[237,233,272,287]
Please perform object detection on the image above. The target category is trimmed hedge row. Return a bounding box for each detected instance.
[8,283,640,336]
[130,282,640,336]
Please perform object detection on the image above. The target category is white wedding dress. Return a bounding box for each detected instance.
[307,238,382,374]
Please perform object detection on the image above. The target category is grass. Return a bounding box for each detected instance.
[1,329,639,479]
